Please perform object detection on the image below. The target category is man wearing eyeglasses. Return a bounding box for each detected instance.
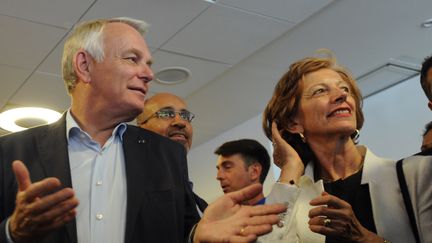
[137,93,194,153]
[0,18,287,243]
[136,93,208,214]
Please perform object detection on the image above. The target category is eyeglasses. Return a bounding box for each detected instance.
[142,109,195,123]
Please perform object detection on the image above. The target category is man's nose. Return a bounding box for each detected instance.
[216,170,223,180]
[139,64,153,83]
[171,114,187,127]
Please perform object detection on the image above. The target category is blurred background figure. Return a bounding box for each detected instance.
[420,55,432,110]
[421,121,432,152]
[215,139,270,205]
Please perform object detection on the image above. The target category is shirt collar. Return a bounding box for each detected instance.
[65,109,127,142]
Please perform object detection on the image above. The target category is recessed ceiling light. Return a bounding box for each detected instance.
[0,107,62,132]
[421,18,432,28]
[154,67,191,85]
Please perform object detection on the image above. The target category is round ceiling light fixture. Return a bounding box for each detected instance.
[421,18,432,28]
[154,66,191,85]
[0,107,62,132]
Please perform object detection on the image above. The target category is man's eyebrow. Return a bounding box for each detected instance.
[147,58,153,66]
[159,106,174,110]
[125,48,153,66]
[221,161,233,166]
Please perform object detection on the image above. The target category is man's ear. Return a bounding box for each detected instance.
[248,163,262,182]
[428,101,432,111]
[73,50,92,83]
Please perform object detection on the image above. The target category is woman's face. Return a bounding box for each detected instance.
[293,68,357,139]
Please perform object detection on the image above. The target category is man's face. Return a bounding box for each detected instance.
[422,129,432,151]
[87,22,153,120]
[216,154,255,194]
[139,93,193,151]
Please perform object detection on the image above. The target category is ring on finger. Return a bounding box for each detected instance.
[323,218,331,227]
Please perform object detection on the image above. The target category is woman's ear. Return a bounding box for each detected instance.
[73,50,92,83]
[286,118,304,134]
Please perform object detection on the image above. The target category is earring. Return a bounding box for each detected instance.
[351,129,360,143]
[299,133,306,143]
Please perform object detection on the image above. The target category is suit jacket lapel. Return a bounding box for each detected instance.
[36,114,77,243]
[122,126,150,243]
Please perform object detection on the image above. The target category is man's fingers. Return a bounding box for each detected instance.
[246,214,280,226]
[227,184,262,204]
[33,209,77,233]
[28,188,77,215]
[24,178,62,202]
[241,224,273,237]
[229,234,257,243]
[12,160,32,191]
[31,199,78,226]
[248,204,287,217]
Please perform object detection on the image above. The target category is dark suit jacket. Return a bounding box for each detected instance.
[194,194,208,213]
[0,115,200,243]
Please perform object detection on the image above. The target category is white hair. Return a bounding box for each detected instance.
[62,17,149,93]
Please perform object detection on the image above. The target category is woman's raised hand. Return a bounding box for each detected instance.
[271,122,304,183]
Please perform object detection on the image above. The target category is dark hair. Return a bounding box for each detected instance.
[214,139,270,184]
[420,55,432,101]
[423,121,432,137]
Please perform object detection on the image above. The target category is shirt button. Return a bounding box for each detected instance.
[96,214,103,220]
[96,181,103,186]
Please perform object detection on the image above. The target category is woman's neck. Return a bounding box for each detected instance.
[307,135,365,182]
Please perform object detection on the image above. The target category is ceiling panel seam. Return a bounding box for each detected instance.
[215,2,296,25]
[157,4,212,50]
[155,49,231,65]
[2,0,99,111]
[0,13,68,30]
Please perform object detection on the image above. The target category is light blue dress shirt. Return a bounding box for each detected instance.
[66,111,128,243]
[6,111,129,243]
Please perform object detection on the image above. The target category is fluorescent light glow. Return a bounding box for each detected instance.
[421,18,432,28]
[0,107,62,132]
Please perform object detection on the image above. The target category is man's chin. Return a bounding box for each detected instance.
[170,138,190,151]
[222,187,232,194]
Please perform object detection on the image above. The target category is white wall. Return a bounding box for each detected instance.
[189,75,432,202]
[361,75,432,160]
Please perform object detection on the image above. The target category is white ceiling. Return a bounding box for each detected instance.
[0,0,431,148]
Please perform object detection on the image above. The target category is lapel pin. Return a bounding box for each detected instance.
[138,139,146,144]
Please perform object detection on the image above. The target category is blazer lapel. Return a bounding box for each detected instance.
[360,149,414,242]
[122,127,151,243]
[36,114,77,243]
